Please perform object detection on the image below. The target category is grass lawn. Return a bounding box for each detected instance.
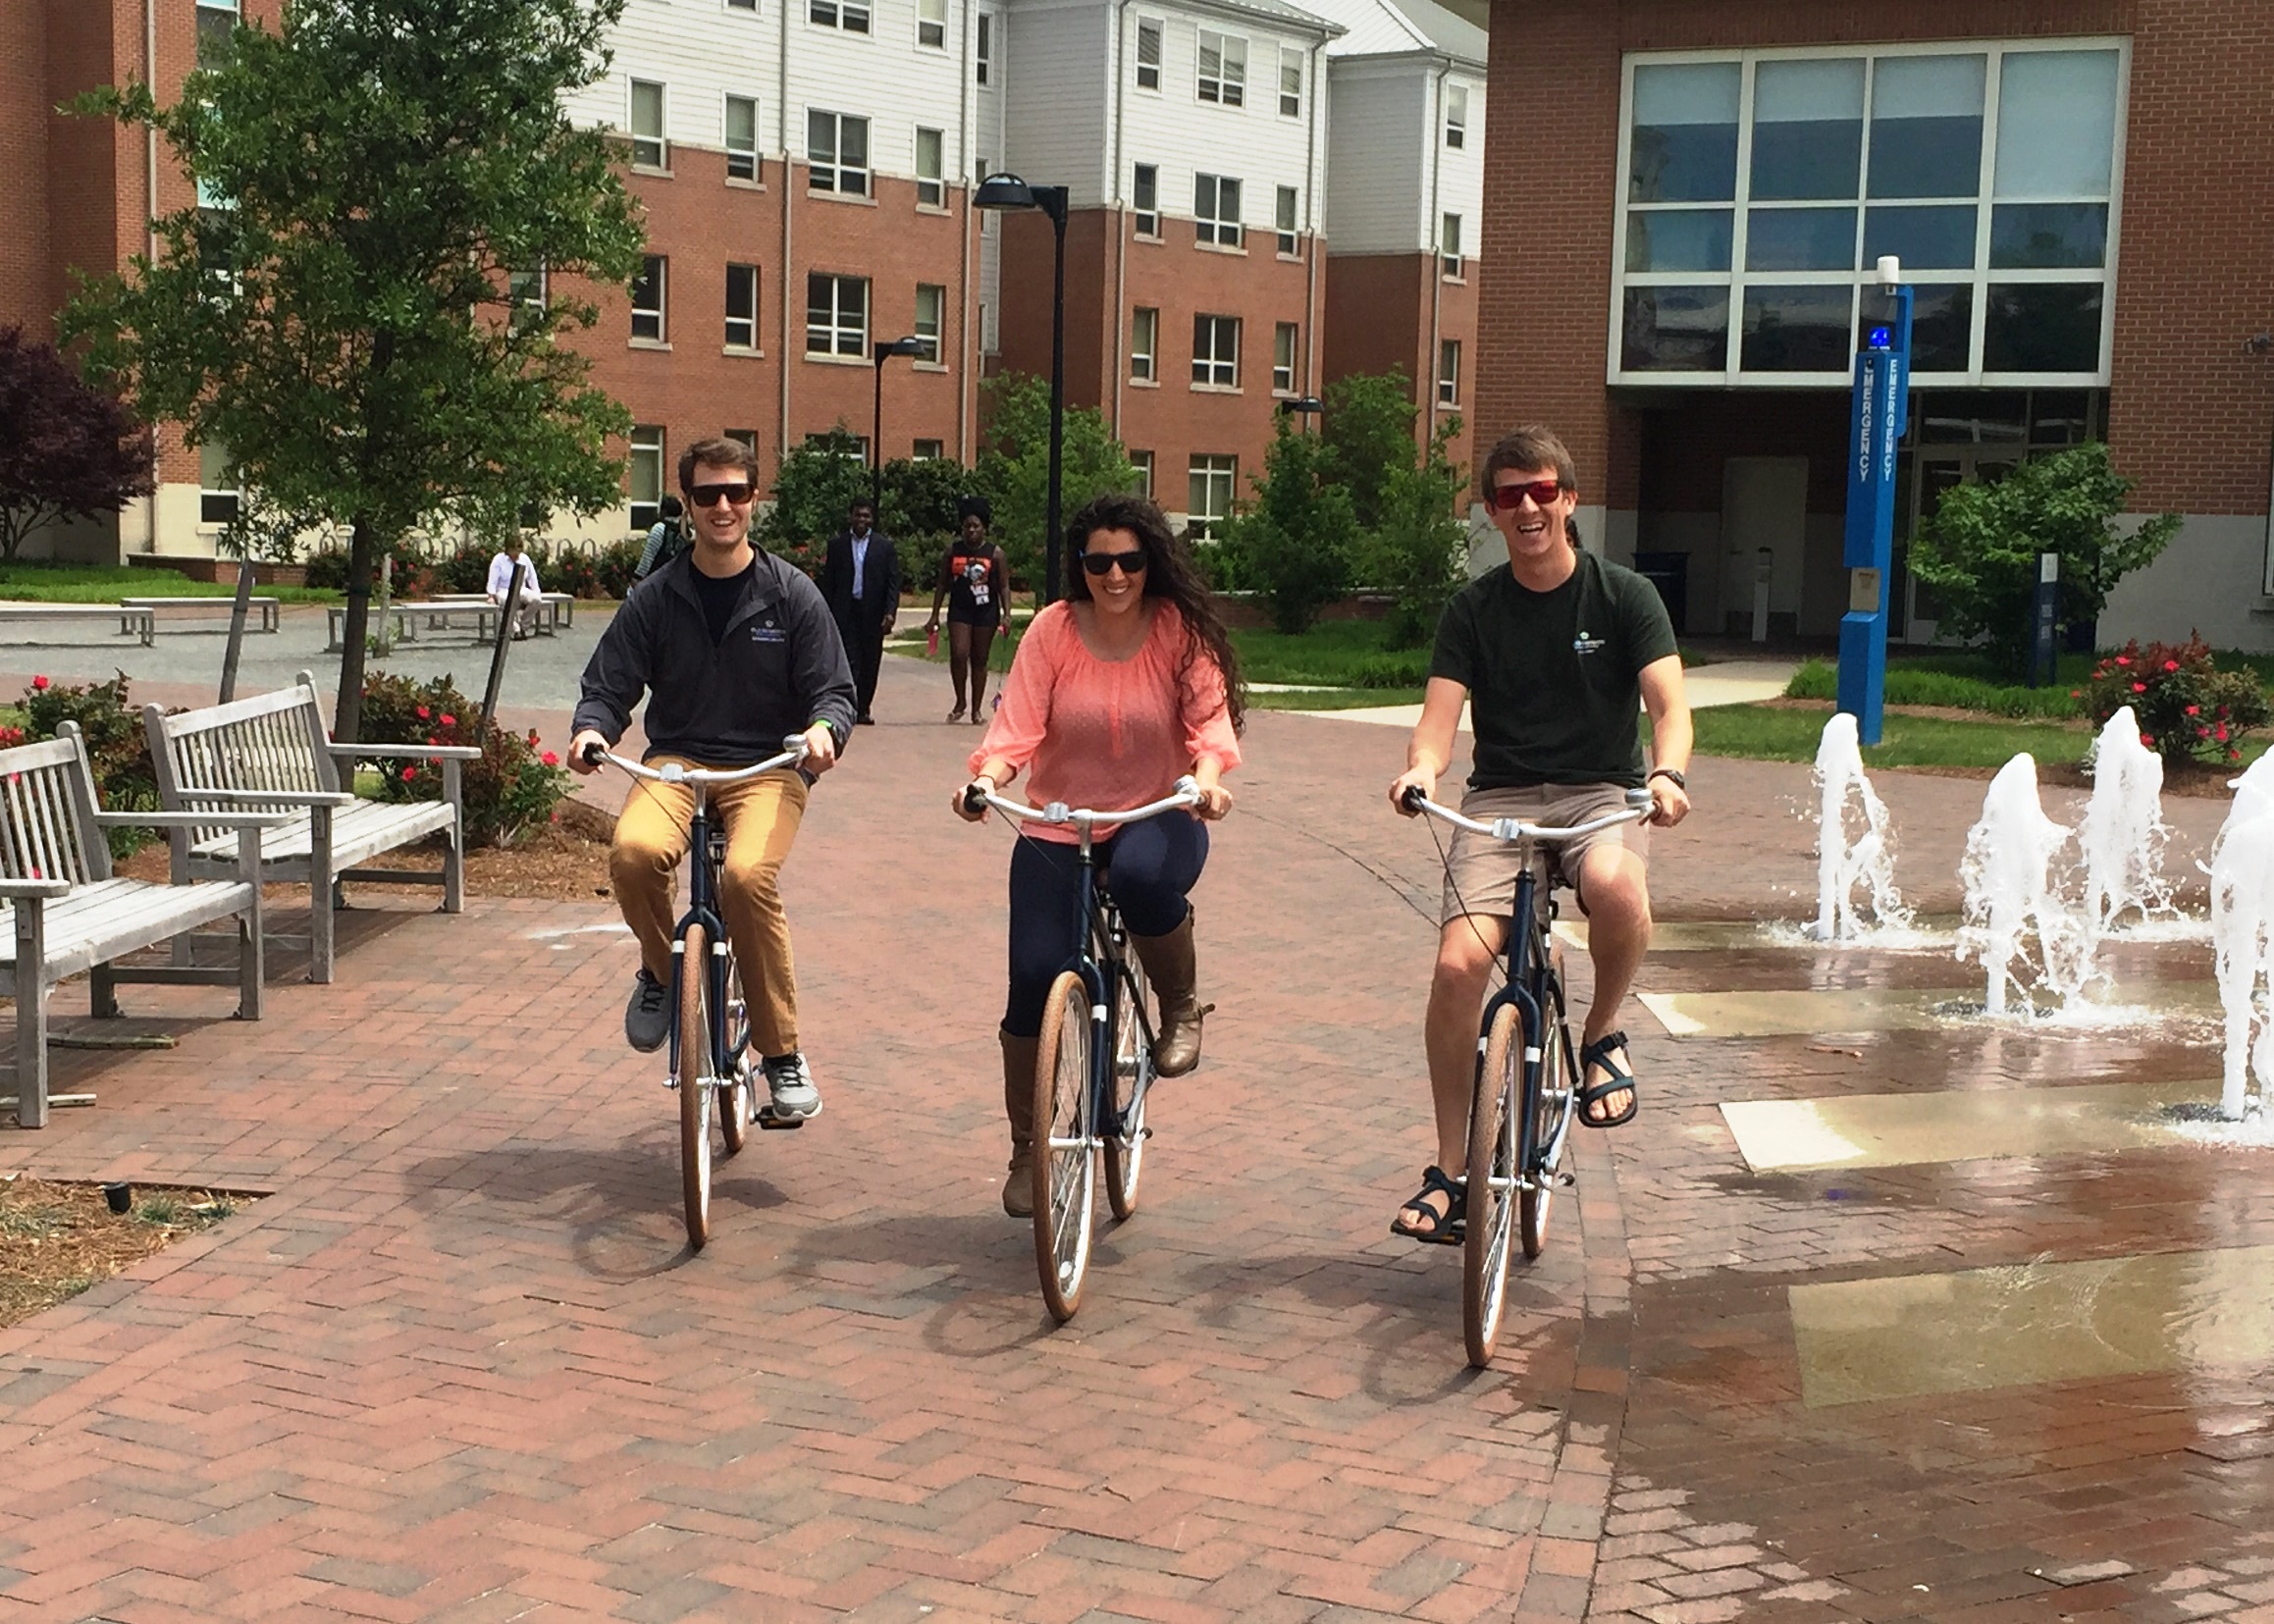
[0,560,341,603]
[1674,703,2272,773]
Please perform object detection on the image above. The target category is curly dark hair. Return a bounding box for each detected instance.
[1065,492,1245,734]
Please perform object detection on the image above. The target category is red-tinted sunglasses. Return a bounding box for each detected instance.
[1486,478,1567,513]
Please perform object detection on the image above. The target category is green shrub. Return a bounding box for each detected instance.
[897,530,952,604]
[1359,419,1468,649]
[353,670,570,847]
[1348,650,1433,689]
[1782,657,2085,719]
[1218,420,1358,634]
[17,671,158,857]
[2082,633,2272,767]
[303,549,348,590]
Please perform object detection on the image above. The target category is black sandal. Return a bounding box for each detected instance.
[1390,1165,1466,1244]
[1577,1030,1641,1128]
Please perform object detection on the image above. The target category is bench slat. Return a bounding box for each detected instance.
[0,879,252,986]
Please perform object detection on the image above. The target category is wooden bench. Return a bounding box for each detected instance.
[142,672,482,984]
[121,596,284,634]
[2,723,283,1127]
[0,603,155,646]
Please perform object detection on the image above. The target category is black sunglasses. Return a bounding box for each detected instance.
[1079,549,1148,577]
[689,483,754,508]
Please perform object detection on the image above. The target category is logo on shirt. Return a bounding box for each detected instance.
[751,616,786,645]
[1573,628,1607,655]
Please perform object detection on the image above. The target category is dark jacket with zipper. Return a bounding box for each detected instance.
[572,548,857,763]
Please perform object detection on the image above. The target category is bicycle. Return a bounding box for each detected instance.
[1401,784,1652,1367]
[961,776,1201,1321]
[584,736,810,1250]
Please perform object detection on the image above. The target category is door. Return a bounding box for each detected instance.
[1720,457,1809,639]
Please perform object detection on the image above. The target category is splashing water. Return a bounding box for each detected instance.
[1812,712,1912,940]
[1958,754,2098,1016]
[2211,757,2274,1120]
[2079,707,2175,931]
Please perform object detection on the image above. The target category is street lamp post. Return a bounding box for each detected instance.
[974,172,1070,602]
[872,335,927,506]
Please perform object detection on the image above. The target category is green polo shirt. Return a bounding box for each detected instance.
[1429,549,1678,790]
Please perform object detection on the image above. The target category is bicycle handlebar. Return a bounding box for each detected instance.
[964,775,1201,828]
[1402,783,1653,844]
[586,734,810,783]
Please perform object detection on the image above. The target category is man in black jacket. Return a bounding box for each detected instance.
[568,437,857,1122]
[820,498,900,724]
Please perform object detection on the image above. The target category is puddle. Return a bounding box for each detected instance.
[1642,982,2222,1040]
[1720,1079,2221,1173]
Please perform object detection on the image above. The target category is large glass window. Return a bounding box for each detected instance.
[725,94,759,181]
[1136,18,1162,90]
[1198,30,1245,106]
[916,127,945,207]
[808,111,870,195]
[1195,174,1242,247]
[629,79,666,169]
[1188,455,1236,538]
[1191,314,1241,388]
[918,0,946,48]
[806,273,868,356]
[1613,41,2124,387]
[195,0,238,69]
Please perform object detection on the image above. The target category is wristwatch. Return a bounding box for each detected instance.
[1648,766,1687,791]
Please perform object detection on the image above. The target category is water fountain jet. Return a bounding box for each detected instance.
[1957,754,2096,1016]
[1812,712,1911,941]
[2211,757,2274,1120]
[2079,707,2174,932]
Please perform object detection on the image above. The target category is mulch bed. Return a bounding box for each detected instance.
[0,1176,250,1330]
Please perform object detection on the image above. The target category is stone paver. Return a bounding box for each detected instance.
[0,649,2264,1621]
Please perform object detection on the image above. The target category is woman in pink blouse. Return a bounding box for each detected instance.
[953,493,1244,1216]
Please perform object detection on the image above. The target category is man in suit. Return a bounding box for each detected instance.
[820,498,900,725]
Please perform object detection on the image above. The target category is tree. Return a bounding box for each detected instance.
[1909,442,2181,676]
[1320,369,1420,533]
[1219,418,1360,634]
[63,0,646,739]
[757,428,871,573]
[973,373,1137,595]
[1362,415,1470,648]
[0,327,154,560]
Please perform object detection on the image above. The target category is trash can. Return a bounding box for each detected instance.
[1631,550,1689,637]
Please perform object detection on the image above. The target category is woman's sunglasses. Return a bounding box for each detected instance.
[1080,549,1148,577]
[1486,478,1567,513]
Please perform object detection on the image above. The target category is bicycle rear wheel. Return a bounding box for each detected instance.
[678,923,715,1250]
[1032,969,1096,1322]
[1463,1001,1523,1368]
[718,961,752,1157]
[1104,954,1151,1221]
[1523,989,1577,1260]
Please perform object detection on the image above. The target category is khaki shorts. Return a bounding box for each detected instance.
[1438,783,1649,927]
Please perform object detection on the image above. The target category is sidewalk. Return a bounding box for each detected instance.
[1304,659,1799,729]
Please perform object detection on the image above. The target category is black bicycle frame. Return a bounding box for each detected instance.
[665,796,739,1084]
[1475,864,1555,1181]
[1057,829,1153,1141]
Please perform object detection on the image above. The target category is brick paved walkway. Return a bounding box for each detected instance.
[2,655,2267,1622]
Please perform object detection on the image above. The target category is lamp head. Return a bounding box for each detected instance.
[974,172,1037,211]
[1876,253,1902,293]
[1277,395,1325,415]
[874,336,927,361]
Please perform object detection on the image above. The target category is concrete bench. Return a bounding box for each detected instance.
[121,596,284,634]
[142,672,481,984]
[325,603,419,652]
[420,593,576,635]
[2,723,282,1126]
[0,603,155,646]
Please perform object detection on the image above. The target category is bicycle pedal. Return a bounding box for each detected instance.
[757,1105,806,1130]
[1559,1171,1577,1186]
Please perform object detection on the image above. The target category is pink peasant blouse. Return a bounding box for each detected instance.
[970,600,1242,843]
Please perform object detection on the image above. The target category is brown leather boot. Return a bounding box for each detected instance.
[1132,910,1210,1076]
[1000,1029,1039,1217]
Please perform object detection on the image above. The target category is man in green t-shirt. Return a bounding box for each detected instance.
[1385,424,1693,1244]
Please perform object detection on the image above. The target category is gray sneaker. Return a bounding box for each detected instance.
[624,969,671,1053]
[761,1051,822,1121]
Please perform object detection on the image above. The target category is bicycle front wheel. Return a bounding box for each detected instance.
[718,961,751,1157]
[679,923,715,1250]
[1104,954,1151,1221]
[1463,1001,1523,1368]
[1032,969,1096,1322]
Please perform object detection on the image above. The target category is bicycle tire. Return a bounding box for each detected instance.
[718,961,751,1157]
[1104,954,1150,1221]
[1032,969,1095,1322]
[1463,1001,1523,1368]
[1523,987,1576,1261]
[679,923,714,1250]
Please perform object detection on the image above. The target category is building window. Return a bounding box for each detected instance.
[1188,455,1236,538]
[916,127,945,207]
[807,272,869,356]
[914,282,945,360]
[726,0,757,11]
[1195,174,1242,247]
[1272,322,1296,393]
[198,440,238,526]
[976,12,993,85]
[629,426,664,530]
[1130,449,1154,497]
[1197,30,1245,106]
[1279,48,1302,118]
[1133,164,1160,236]
[195,0,238,69]
[979,299,998,353]
[1438,339,1460,405]
[724,429,758,453]
[811,0,871,32]
[1276,185,1298,255]
[631,255,666,341]
[507,264,548,327]
[1136,18,1162,91]
[806,431,871,457]
[808,111,870,195]
[724,95,759,181]
[1131,306,1158,381]
[1191,313,1240,388]
[1614,42,2125,385]
[918,0,946,48]
[629,79,666,169]
[726,263,760,349]
[1446,83,1467,148]
[1441,213,1462,279]
[913,438,945,459]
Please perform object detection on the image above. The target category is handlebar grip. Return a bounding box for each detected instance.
[963,783,989,814]
[1401,784,1425,812]
[581,741,606,765]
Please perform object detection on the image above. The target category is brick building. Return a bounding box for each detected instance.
[1468,0,2274,655]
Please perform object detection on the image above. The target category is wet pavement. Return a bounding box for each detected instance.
[1,650,2270,1621]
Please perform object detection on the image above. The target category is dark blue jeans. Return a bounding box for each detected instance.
[1002,812,1208,1037]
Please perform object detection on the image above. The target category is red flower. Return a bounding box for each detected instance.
[526,730,541,746]
[2132,682,2146,693]
[2141,733,2155,747]
[2115,655,2131,667]
[2217,726,2230,742]
[29,675,49,691]
[439,713,456,727]
[2231,749,2244,760]
[415,706,431,720]
[541,751,559,767]
[401,765,417,782]
[2187,705,2200,716]
[2164,659,2180,672]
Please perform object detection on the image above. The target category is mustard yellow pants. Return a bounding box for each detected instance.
[609,761,809,1056]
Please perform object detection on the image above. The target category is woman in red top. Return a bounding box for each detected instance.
[952,492,1244,1215]
[924,497,1009,724]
